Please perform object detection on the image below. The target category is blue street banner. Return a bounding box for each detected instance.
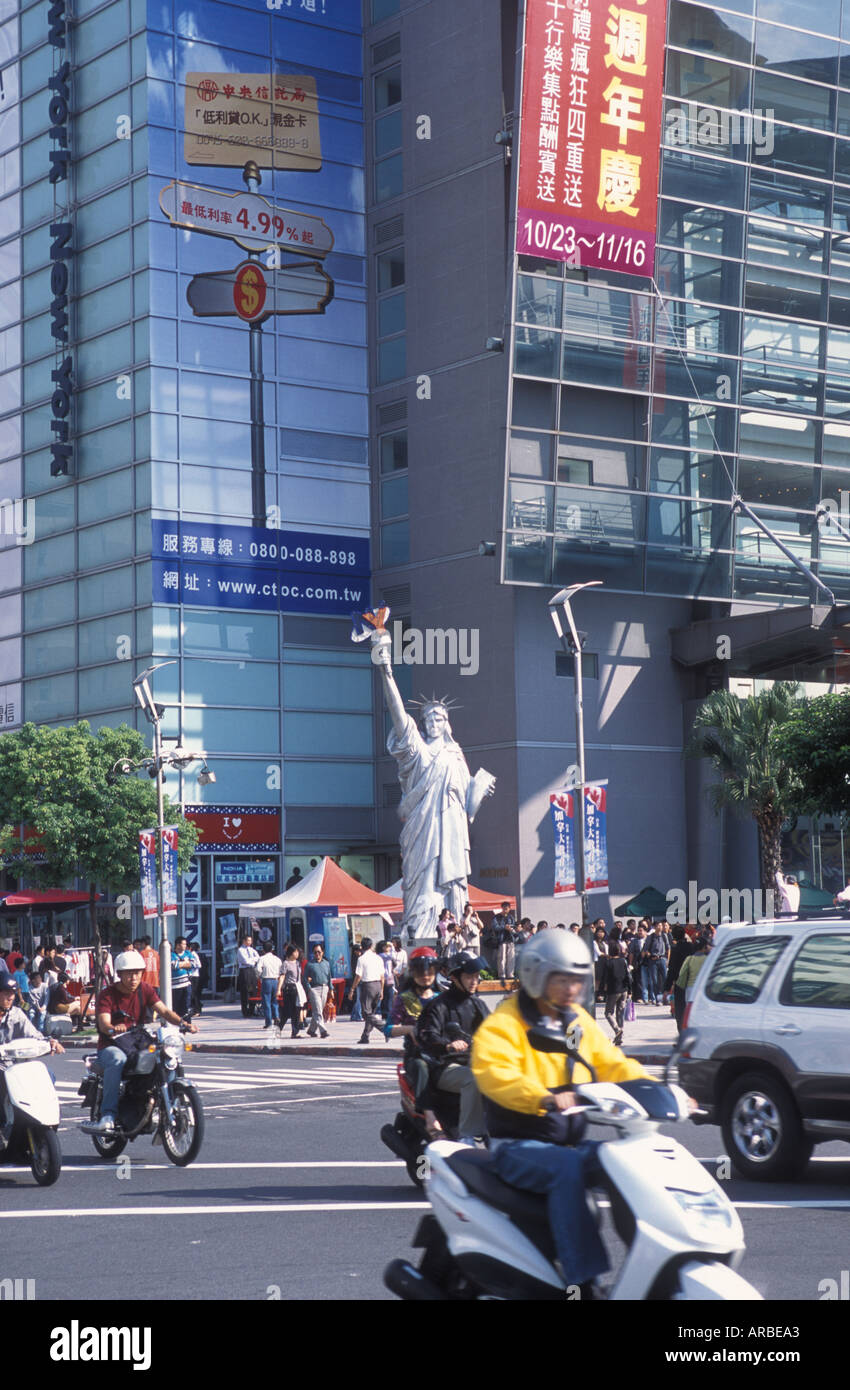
[583,782,609,894]
[152,520,370,616]
[139,830,158,920]
[550,791,576,897]
[161,825,179,917]
[322,914,351,980]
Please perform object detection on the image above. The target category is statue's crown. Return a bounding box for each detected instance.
[408,692,460,716]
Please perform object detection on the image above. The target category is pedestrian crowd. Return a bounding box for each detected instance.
[1,935,99,1034]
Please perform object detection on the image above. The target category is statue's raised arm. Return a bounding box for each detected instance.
[370,630,408,740]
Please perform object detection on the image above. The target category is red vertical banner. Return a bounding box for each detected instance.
[516,0,668,277]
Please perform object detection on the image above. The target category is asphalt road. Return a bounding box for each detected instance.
[2,1052,849,1305]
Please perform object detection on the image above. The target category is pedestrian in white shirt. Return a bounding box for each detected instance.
[391,936,408,988]
[256,943,282,1030]
[347,938,385,1043]
[236,934,260,1017]
[775,871,800,916]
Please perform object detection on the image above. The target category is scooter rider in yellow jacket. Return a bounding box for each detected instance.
[471,932,650,1294]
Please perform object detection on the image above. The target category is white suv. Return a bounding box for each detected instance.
[678,918,850,1181]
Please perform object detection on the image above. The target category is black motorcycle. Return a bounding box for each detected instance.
[79,1019,204,1167]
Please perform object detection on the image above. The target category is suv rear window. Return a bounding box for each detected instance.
[781,934,850,1009]
[704,936,789,1003]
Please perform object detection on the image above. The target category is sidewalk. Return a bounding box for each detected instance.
[63,996,678,1063]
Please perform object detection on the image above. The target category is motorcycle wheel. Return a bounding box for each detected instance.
[29,1127,62,1187]
[161,1082,204,1166]
[89,1104,128,1159]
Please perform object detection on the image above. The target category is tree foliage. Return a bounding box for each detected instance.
[0,720,198,911]
[772,691,850,817]
[686,683,802,889]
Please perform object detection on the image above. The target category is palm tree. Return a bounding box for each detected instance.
[686,682,802,892]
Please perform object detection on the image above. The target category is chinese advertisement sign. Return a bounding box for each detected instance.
[184,72,322,170]
[583,782,609,894]
[516,0,668,276]
[550,791,576,896]
[139,831,159,920]
[550,782,609,895]
[151,0,368,622]
[161,826,179,917]
[152,520,370,616]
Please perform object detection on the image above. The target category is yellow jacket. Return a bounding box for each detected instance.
[471,994,650,1118]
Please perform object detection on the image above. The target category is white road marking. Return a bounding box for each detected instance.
[0,1160,404,1173]
[195,1089,398,1109]
[0,1201,429,1219]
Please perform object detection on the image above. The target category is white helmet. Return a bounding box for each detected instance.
[114,950,145,973]
[517,932,592,999]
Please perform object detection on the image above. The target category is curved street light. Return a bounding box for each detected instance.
[547,581,603,933]
[108,663,214,1006]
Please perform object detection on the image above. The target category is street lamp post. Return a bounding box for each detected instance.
[111,663,215,1009]
[547,582,603,929]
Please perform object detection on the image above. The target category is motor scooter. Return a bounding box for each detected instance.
[384,1023,763,1301]
[0,1038,62,1186]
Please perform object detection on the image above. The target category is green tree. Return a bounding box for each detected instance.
[773,691,850,817]
[0,722,198,976]
[686,683,802,891]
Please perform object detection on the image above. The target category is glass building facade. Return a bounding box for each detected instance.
[504,0,850,607]
[0,0,377,974]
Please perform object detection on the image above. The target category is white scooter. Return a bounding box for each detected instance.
[384,1022,762,1301]
[0,1038,62,1186]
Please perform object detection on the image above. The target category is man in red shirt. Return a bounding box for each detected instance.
[82,950,197,1134]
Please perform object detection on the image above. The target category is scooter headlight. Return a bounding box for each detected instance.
[668,1188,735,1236]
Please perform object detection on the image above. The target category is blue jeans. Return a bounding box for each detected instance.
[492,1139,607,1287]
[641,962,660,1002]
[349,985,362,1023]
[90,1046,128,1118]
[261,977,279,1025]
[28,1007,46,1034]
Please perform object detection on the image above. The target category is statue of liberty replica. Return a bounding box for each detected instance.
[369,624,496,941]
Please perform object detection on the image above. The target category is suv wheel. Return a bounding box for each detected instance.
[721,1072,811,1181]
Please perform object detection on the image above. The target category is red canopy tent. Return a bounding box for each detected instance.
[238,857,403,918]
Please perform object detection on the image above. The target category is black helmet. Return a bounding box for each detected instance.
[447,952,487,976]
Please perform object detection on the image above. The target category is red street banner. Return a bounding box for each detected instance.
[516,0,668,277]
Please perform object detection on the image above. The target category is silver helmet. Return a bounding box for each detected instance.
[517,931,592,999]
